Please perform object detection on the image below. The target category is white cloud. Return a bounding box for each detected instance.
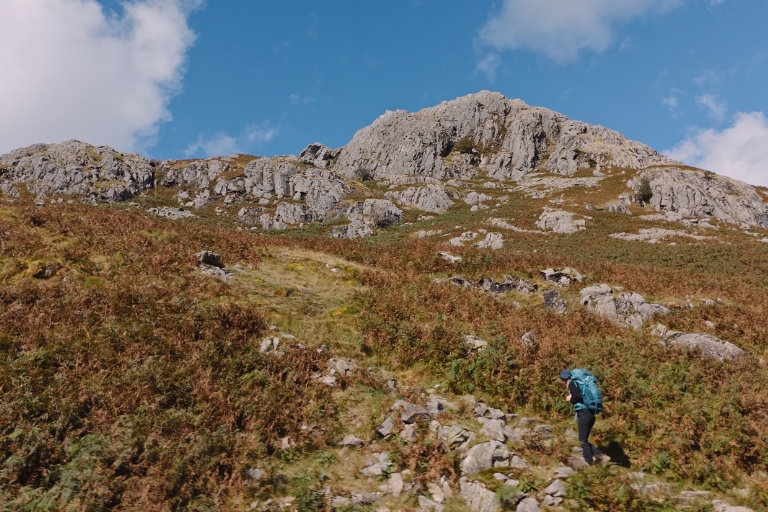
[662,96,679,109]
[479,0,684,62]
[185,123,278,158]
[695,94,727,121]
[476,53,502,81]
[0,0,200,154]
[665,112,768,187]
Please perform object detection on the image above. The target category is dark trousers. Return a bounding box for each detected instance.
[577,409,602,465]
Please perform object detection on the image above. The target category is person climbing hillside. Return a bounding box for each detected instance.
[560,368,609,466]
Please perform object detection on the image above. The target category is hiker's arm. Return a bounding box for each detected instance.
[568,381,583,404]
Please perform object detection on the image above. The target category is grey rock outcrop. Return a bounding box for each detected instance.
[0,140,153,202]
[666,333,746,363]
[580,284,668,328]
[541,267,583,287]
[329,199,403,239]
[386,184,455,213]
[299,143,340,168]
[460,440,512,475]
[630,168,768,228]
[332,91,673,181]
[536,209,585,234]
[546,121,673,175]
[148,207,195,220]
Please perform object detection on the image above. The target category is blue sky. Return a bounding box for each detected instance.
[1,0,767,184]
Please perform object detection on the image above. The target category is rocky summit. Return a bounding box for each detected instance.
[1,91,767,511]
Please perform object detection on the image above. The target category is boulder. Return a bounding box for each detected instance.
[474,232,504,250]
[543,290,567,313]
[299,143,340,168]
[544,479,567,497]
[580,284,668,328]
[329,199,403,239]
[536,209,585,234]
[388,473,404,498]
[464,334,489,351]
[386,184,455,213]
[340,435,365,447]
[460,440,511,475]
[148,207,195,220]
[460,479,500,512]
[515,497,540,512]
[667,333,746,363]
[418,495,445,512]
[540,267,582,287]
[711,500,754,512]
[195,250,223,268]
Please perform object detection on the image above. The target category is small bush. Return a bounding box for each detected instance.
[635,177,653,204]
[354,168,374,182]
[453,136,476,154]
[588,158,598,168]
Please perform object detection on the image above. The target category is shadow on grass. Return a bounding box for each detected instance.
[601,441,632,468]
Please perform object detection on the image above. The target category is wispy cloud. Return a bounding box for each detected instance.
[478,0,685,63]
[662,88,686,115]
[665,112,768,187]
[185,123,278,158]
[695,94,727,121]
[476,53,502,81]
[0,0,201,153]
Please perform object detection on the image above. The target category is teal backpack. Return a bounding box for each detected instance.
[570,368,603,413]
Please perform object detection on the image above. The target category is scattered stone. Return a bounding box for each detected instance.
[427,482,445,503]
[393,401,432,423]
[533,425,554,439]
[544,479,567,497]
[542,495,563,507]
[543,290,567,313]
[566,455,590,470]
[195,250,223,267]
[553,467,574,479]
[439,424,473,447]
[328,358,358,376]
[400,423,419,442]
[667,333,746,363]
[509,456,528,469]
[340,435,365,447]
[711,500,753,512]
[580,284,668,328]
[148,207,195,220]
[439,251,463,263]
[388,473,404,498]
[360,453,392,476]
[459,479,499,512]
[474,232,504,250]
[352,493,383,505]
[536,209,585,234]
[521,332,537,347]
[377,416,395,438]
[515,497,541,512]
[247,468,265,480]
[464,334,489,351]
[518,418,539,426]
[540,267,583,287]
[610,228,709,244]
[460,440,512,475]
[330,496,352,510]
[259,337,280,354]
[480,419,506,442]
[418,495,445,512]
[474,403,506,420]
[676,491,710,504]
[448,231,478,246]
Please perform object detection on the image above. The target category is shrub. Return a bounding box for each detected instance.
[453,136,476,154]
[354,167,374,182]
[635,177,653,204]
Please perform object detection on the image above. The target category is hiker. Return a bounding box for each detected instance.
[560,368,608,466]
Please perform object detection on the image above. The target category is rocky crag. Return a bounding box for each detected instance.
[3,91,767,236]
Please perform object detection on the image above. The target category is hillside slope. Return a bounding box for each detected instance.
[1,93,768,511]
